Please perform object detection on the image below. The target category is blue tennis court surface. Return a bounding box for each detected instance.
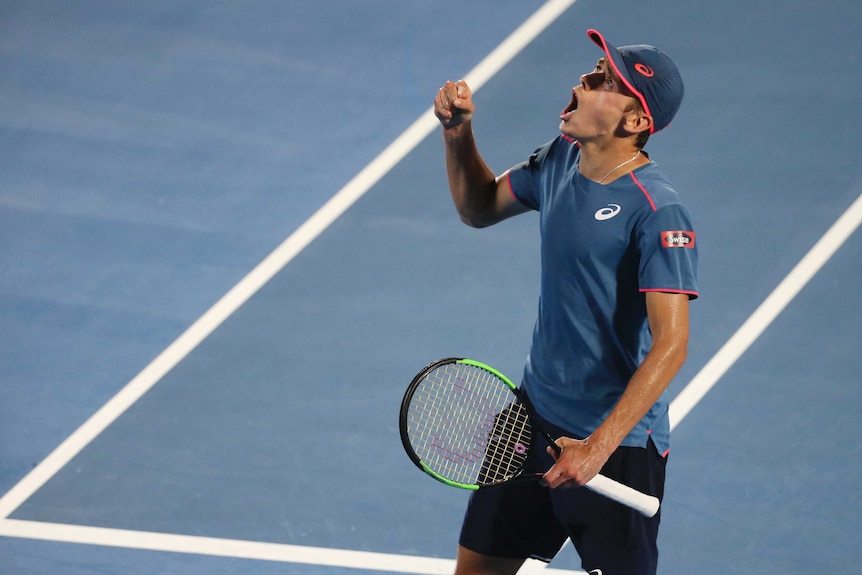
[2,1,861,573]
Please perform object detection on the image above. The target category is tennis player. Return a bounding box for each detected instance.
[433,29,698,575]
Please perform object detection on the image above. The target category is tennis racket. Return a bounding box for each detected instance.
[399,357,660,518]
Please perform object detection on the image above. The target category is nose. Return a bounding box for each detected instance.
[580,71,602,91]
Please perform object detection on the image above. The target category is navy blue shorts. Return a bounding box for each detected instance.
[458,412,666,575]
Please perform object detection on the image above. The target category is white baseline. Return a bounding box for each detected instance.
[0,0,587,573]
[3,0,862,573]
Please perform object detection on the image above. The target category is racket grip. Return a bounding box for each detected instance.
[585,474,660,518]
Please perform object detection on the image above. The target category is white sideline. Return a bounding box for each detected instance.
[0,0,587,573]
[3,0,860,568]
[0,519,585,574]
[669,190,862,431]
[0,0,579,524]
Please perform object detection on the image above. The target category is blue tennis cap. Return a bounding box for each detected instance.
[588,29,684,134]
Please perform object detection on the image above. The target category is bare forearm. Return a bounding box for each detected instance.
[544,339,686,488]
[591,338,687,457]
[442,122,499,228]
[543,292,690,488]
[591,291,690,458]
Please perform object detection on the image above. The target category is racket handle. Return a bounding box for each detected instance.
[585,474,660,518]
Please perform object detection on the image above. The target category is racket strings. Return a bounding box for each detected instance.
[406,362,533,486]
[480,401,532,485]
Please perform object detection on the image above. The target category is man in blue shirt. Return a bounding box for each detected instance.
[434,29,698,575]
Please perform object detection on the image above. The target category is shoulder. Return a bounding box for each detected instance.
[508,135,580,207]
[626,161,686,212]
[523,134,580,167]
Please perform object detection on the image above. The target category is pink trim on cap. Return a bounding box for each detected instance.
[587,29,655,134]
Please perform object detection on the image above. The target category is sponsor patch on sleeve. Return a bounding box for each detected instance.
[661,230,696,248]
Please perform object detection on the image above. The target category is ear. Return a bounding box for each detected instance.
[622,110,653,136]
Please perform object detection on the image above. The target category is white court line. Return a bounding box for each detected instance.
[6,192,859,573]
[0,519,571,574]
[3,6,860,573]
[3,203,858,575]
[0,0,585,572]
[0,520,583,575]
[2,0,859,566]
[669,190,862,431]
[3,0,862,568]
[0,0,577,523]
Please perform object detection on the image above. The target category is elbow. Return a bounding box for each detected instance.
[455,203,498,228]
[458,212,495,228]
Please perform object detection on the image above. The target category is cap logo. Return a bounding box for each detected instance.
[634,63,654,77]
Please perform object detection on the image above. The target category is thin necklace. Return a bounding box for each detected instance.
[595,150,640,184]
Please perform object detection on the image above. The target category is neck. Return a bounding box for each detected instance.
[578,144,645,184]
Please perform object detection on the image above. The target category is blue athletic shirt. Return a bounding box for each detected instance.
[506,135,698,456]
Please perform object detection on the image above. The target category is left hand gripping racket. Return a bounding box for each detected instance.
[399,357,660,518]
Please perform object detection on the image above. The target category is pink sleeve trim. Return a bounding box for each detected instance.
[504,170,517,201]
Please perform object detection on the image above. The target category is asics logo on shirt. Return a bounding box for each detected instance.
[594,203,621,221]
[588,570,603,575]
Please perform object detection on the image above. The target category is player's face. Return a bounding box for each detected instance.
[559,57,638,140]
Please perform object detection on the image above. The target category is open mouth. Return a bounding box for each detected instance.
[561,90,578,118]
